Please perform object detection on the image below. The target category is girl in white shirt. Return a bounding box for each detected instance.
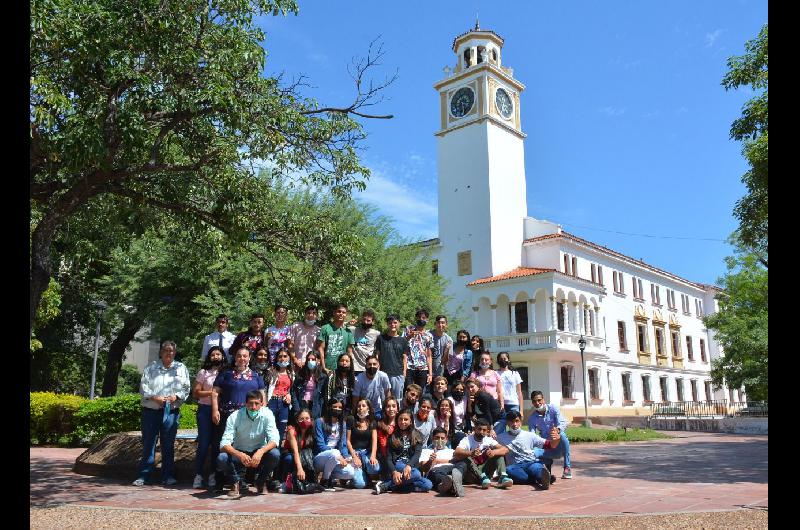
[497,352,524,416]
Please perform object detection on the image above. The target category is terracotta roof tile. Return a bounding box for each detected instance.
[467,267,554,286]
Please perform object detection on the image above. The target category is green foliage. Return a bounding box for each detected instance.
[705,252,768,401]
[179,404,199,429]
[31,278,62,352]
[117,364,142,395]
[564,426,670,443]
[73,393,143,444]
[722,24,768,262]
[30,392,87,445]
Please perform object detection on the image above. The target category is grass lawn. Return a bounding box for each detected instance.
[564,426,670,442]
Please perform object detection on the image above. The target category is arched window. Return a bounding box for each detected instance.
[463,49,472,67]
[491,49,498,63]
[477,46,486,64]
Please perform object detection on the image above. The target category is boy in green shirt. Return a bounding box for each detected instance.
[315,303,356,372]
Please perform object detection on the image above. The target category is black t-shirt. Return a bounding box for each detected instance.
[374,333,407,377]
[348,419,374,451]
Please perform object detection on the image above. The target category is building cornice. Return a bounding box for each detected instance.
[433,63,525,92]
[435,114,526,139]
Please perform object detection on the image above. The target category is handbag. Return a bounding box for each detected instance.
[286,447,318,494]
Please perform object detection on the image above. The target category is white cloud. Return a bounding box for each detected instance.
[705,29,723,48]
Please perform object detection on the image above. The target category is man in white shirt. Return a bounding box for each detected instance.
[451,418,513,495]
[201,314,236,362]
[352,355,391,419]
[419,428,456,493]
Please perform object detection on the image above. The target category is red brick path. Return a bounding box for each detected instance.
[30,431,767,516]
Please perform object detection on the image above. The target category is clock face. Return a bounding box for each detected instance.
[495,87,514,119]
[450,87,475,118]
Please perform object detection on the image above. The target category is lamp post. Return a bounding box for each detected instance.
[578,335,592,428]
[89,301,108,399]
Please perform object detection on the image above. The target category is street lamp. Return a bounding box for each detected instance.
[578,335,592,428]
[89,301,108,399]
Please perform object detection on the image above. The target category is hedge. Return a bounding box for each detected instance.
[30,392,87,445]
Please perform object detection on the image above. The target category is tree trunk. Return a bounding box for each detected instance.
[101,314,145,397]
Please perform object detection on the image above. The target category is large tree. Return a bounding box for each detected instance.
[30,0,393,334]
[705,249,768,401]
[722,24,768,265]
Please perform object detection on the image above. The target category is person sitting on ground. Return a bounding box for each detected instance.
[496,410,560,490]
[413,397,436,447]
[374,409,433,494]
[376,397,399,482]
[528,390,573,479]
[346,398,381,489]
[280,408,320,494]
[464,377,502,436]
[290,352,328,419]
[419,427,457,495]
[217,390,281,498]
[451,418,513,494]
[313,398,356,491]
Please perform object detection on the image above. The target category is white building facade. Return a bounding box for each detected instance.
[426,24,742,419]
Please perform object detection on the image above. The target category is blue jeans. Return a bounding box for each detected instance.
[194,404,213,476]
[536,432,571,469]
[268,397,291,443]
[378,460,432,492]
[137,406,180,482]
[313,449,356,481]
[506,460,548,485]
[351,448,381,489]
[217,447,280,484]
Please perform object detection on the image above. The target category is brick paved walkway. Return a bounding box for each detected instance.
[30,431,767,517]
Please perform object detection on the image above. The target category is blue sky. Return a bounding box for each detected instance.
[258,1,767,285]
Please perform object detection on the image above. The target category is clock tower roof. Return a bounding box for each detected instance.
[451,25,504,52]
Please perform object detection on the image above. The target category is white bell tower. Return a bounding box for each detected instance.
[434,23,529,320]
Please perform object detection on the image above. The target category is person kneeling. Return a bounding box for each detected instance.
[451,418,513,495]
[217,390,281,498]
[496,410,560,490]
[374,409,433,494]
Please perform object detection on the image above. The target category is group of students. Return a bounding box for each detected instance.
[132,303,573,498]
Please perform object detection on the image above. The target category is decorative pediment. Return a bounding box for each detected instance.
[634,305,648,321]
[652,309,666,324]
[669,314,680,328]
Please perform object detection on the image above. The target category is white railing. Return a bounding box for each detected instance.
[484,330,603,352]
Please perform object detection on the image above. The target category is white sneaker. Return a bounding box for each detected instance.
[207,475,216,488]
[193,474,204,488]
[132,478,145,486]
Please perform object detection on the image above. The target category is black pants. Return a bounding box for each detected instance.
[427,464,455,489]
[405,369,429,396]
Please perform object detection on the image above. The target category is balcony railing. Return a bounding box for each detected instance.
[649,400,768,419]
[483,331,603,352]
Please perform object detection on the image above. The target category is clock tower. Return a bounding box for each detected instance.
[433,23,529,321]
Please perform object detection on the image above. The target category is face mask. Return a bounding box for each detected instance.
[246,408,259,420]
[331,409,343,418]
[451,391,464,401]
[433,439,447,450]
[307,360,318,370]
[480,362,491,370]
[498,360,509,368]
[508,427,521,436]
[337,365,348,374]
[366,367,378,377]
[473,433,484,442]
[357,410,369,419]
[417,410,429,421]
[457,339,468,346]
[210,359,224,367]
[304,319,316,326]
[254,362,268,371]
[361,322,372,330]
[416,319,427,327]
[536,404,546,413]
[299,419,312,429]
[277,360,290,368]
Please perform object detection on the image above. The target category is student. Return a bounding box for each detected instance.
[528,390,573,479]
[217,390,281,497]
[470,335,486,359]
[497,410,560,490]
[452,418,513,494]
[280,408,320,493]
[192,346,227,489]
[346,398,381,489]
[200,314,236,363]
[376,397,399,482]
[373,409,433,494]
[288,305,321,371]
[429,315,453,379]
[266,304,291,366]
[322,353,355,414]
[429,376,449,409]
[402,309,434,395]
[446,330,473,385]
[448,380,469,440]
[465,378,502,435]
[316,303,355,373]
[374,314,407,400]
[497,352,524,416]
[251,346,270,376]
[313,398,356,491]
[470,352,504,409]
[419,427,456,494]
[290,352,328,419]
[413,397,436,447]
[265,348,295,443]
[348,309,380,375]
[230,313,268,357]
[352,355,391,419]
[433,397,458,448]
